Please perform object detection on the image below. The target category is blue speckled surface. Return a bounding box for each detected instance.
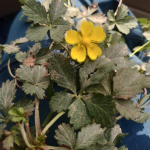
[1,0,150,149]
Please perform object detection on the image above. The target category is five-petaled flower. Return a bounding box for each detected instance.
[65,21,106,63]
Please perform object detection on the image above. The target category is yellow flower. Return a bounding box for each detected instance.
[65,21,106,63]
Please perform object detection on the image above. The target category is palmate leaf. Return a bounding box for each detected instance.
[15,52,28,63]
[48,54,76,94]
[115,99,149,123]
[50,20,70,42]
[49,0,67,24]
[22,0,48,24]
[13,99,34,116]
[55,123,76,149]
[26,25,49,42]
[113,67,150,99]
[16,65,50,99]
[75,124,103,150]
[106,4,138,34]
[0,80,16,115]
[68,98,92,130]
[82,93,116,127]
[50,91,74,113]
[2,44,20,54]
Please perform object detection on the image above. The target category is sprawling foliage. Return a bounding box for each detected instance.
[0,0,150,150]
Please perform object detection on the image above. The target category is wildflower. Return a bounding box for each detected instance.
[65,21,106,63]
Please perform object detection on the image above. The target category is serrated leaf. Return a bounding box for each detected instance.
[134,112,150,123]
[107,10,115,22]
[16,65,50,99]
[3,135,14,150]
[22,0,48,24]
[50,91,74,113]
[118,145,128,150]
[55,123,76,149]
[0,80,16,114]
[115,99,146,122]
[48,54,76,94]
[15,52,28,63]
[143,31,150,40]
[26,25,49,42]
[75,124,103,150]
[35,47,53,65]
[12,37,29,46]
[13,99,34,116]
[113,67,149,99]
[49,0,67,24]
[116,5,128,21]
[28,43,42,56]
[113,133,128,146]
[2,44,20,54]
[82,93,116,127]
[50,20,70,42]
[68,98,92,130]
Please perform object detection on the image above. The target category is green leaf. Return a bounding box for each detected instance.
[118,145,128,150]
[116,5,128,21]
[113,133,128,146]
[115,99,148,122]
[49,0,67,24]
[50,91,74,113]
[86,72,113,96]
[22,0,48,24]
[55,123,76,149]
[13,99,34,116]
[3,135,14,150]
[0,80,16,114]
[138,18,148,24]
[12,37,29,45]
[15,52,28,63]
[143,31,150,40]
[26,25,49,42]
[2,44,20,54]
[48,54,76,94]
[35,47,53,65]
[82,93,116,127]
[0,113,5,123]
[68,98,92,130]
[0,124,4,138]
[75,124,103,150]
[113,67,149,99]
[47,80,55,101]
[50,20,70,42]
[28,43,42,56]
[107,4,138,35]
[16,65,50,99]
[19,0,25,4]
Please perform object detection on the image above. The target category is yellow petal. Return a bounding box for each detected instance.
[87,44,102,60]
[80,21,94,37]
[71,45,86,63]
[90,26,106,43]
[65,30,81,44]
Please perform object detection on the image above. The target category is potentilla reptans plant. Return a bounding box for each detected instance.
[0,0,150,149]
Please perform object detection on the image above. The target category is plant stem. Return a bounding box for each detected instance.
[116,115,122,120]
[59,42,69,53]
[19,123,34,149]
[41,111,65,135]
[49,41,54,50]
[130,40,150,57]
[4,130,12,136]
[140,94,150,106]
[35,96,41,138]
[114,0,123,16]
[42,111,55,127]
[143,102,150,109]
[7,54,16,78]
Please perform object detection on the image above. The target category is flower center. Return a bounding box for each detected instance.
[82,37,91,47]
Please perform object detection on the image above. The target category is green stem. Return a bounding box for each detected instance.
[42,111,55,127]
[7,54,16,78]
[140,94,150,106]
[35,96,41,138]
[130,40,150,57]
[18,123,34,149]
[41,111,65,135]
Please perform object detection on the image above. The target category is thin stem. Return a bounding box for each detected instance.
[42,111,55,127]
[73,63,83,69]
[59,42,69,53]
[142,97,150,106]
[116,115,122,120]
[143,102,150,109]
[15,77,23,90]
[41,111,65,135]
[7,54,16,78]
[35,96,41,138]
[19,123,34,149]
[73,0,76,7]
[140,94,150,106]
[25,123,36,145]
[49,41,54,50]
[130,41,150,57]
[42,146,70,150]
[63,50,67,55]
[114,0,123,16]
